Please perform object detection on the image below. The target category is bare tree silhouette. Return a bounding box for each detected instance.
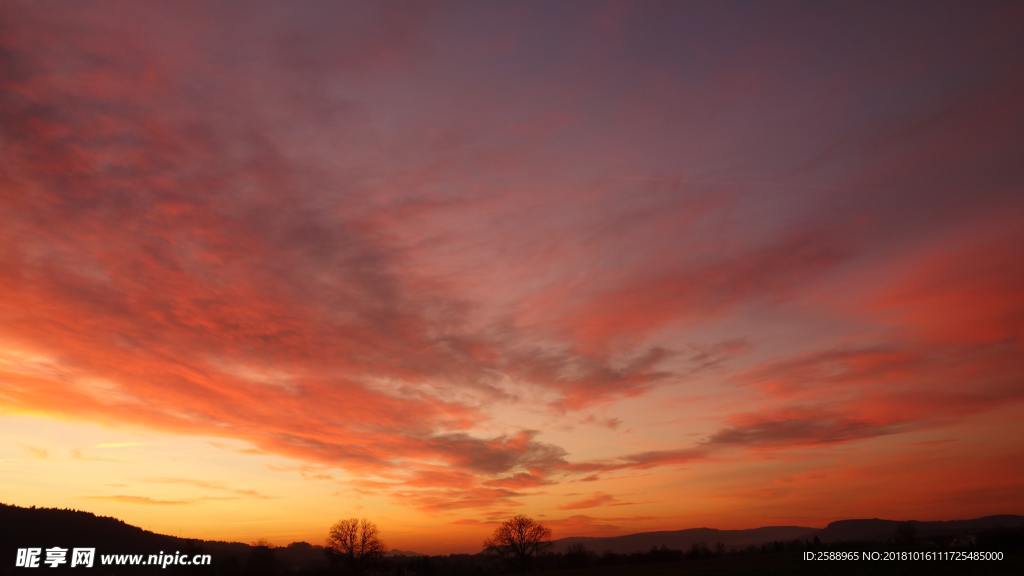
[326,518,384,574]
[483,515,552,568]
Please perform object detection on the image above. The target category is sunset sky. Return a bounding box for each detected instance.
[2,0,1023,554]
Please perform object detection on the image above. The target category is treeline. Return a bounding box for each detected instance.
[239,525,1024,576]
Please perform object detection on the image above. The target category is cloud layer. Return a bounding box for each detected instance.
[1,0,1023,535]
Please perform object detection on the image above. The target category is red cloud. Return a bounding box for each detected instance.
[560,227,846,352]
[559,493,625,510]
[868,211,1024,348]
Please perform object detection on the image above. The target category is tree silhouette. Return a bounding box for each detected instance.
[483,515,551,568]
[326,518,384,574]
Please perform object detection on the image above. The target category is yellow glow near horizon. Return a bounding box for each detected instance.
[4,405,1024,553]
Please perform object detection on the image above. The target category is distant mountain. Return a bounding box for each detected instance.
[552,526,818,554]
[553,515,1024,554]
[818,515,1024,543]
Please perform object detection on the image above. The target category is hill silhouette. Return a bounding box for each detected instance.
[0,503,325,573]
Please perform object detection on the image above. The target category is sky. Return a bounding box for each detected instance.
[1,0,1023,555]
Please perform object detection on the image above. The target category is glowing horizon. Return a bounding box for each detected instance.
[2,0,1023,555]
